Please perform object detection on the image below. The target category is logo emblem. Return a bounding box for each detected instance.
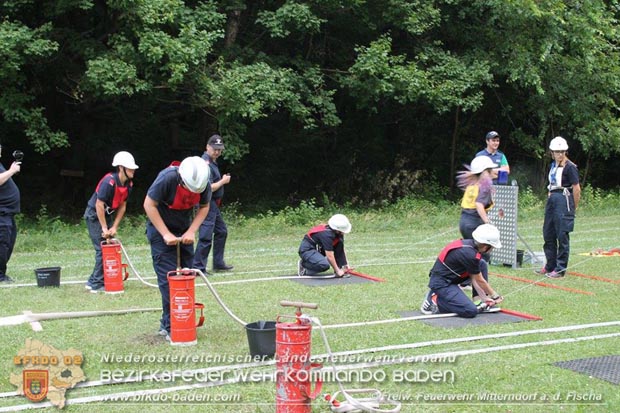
[23,370,48,402]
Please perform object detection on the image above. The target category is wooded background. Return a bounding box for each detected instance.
[2,1,619,216]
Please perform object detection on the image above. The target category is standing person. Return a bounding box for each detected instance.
[192,134,233,273]
[420,224,504,318]
[144,157,211,340]
[298,214,351,277]
[458,156,498,240]
[84,151,139,292]
[536,136,581,278]
[0,144,21,283]
[476,131,510,183]
[457,156,497,289]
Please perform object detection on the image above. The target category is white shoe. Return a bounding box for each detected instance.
[420,291,438,315]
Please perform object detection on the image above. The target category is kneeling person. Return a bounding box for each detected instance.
[420,224,503,318]
[298,214,351,277]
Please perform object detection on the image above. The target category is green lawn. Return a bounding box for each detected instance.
[1,197,619,412]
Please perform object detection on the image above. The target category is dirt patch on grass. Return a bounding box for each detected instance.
[135,333,166,345]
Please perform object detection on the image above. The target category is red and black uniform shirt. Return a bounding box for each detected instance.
[428,239,482,290]
[146,166,211,234]
[86,172,132,215]
[302,225,343,255]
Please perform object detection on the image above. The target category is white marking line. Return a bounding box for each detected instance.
[314,332,620,373]
[313,320,620,357]
[0,320,618,402]
[1,328,618,411]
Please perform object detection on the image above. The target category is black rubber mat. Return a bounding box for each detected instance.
[398,310,538,328]
[286,274,372,286]
[554,356,620,385]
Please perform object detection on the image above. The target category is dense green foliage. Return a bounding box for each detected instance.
[1,1,620,217]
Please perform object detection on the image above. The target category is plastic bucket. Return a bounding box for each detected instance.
[34,267,61,287]
[245,320,276,358]
[524,251,547,266]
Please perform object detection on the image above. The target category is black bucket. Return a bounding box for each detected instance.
[34,267,61,287]
[245,320,276,359]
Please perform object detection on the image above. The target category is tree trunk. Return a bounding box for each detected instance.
[225,9,242,48]
[582,152,591,187]
[449,106,461,190]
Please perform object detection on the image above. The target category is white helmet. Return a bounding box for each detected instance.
[470,156,497,174]
[179,156,210,193]
[112,151,139,169]
[549,136,569,151]
[328,214,352,234]
[472,224,502,249]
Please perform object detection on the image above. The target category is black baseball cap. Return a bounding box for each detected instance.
[485,131,500,140]
[207,134,225,149]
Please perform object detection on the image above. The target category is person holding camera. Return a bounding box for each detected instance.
[0,144,22,283]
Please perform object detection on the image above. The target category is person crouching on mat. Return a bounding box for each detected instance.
[420,224,504,318]
[297,214,351,277]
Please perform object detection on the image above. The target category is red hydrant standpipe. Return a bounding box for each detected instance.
[101,238,129,294]
[276,300,323,413]
[168,242,205,346]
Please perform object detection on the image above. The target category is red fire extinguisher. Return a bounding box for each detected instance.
[167,269,205,346]
[101,239,129,294]
[276,300,323,413]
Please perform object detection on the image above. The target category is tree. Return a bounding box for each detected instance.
[2,1,620,214]
[0,18,66,152]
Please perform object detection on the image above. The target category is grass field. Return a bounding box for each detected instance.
[0,193,619,413]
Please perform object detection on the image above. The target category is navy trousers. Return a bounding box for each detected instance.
[299,249,331,275]
[298,239,346,275]
[147,223,195,333]
[430,265,490,318]
[543,192,575,273]
[435,284,479,318]
[85,212,112,288]
[458,212,490,292]
[0,215,17,280]
[192,200,228,271]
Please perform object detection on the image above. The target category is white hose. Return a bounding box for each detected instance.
[120,239,248,326]
[2,330,618,412]
[120,237,259,326]
[120,239,337,289]
[311,316,401,413]
[0,308,160,327]
[320,312,459,330]
[195,270,247,326]
[119,240,159,288]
